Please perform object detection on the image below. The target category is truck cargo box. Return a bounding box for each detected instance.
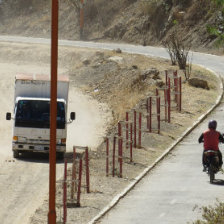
[15,74,69,101]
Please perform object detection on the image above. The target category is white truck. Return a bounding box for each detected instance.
[6,74,75,158]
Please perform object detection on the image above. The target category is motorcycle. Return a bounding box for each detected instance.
[203,150,220,183]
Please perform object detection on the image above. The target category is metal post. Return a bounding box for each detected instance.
[146,98,149,130]
[165,70,168,86]
[179,77,182,112]
[71,147,77,200]
[168,78,171,123]
[164,88,167,122]
[112,136,116,177]
[48,0,58,223]
[134,110,137,148]
[149,97,152,132]
[174,71,178,103]
[126,112,129,149]
[106,138,109,177]
[77,157,83,207]
[130,123,133,162]
[118,122,122,162]
[63,159,67,224]
[80,0,84,39]
[119,138,123,178]
[157,97,161,134]
[85,147,90,193]
[138,112,142,148]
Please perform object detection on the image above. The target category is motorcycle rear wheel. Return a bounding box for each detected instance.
[209,165,215,183]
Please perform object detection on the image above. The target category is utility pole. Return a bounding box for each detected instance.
[80,0,84,39]
[48,0,58,223]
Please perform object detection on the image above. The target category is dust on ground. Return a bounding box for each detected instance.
[12,44,220,223]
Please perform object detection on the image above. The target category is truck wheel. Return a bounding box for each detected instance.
[13,151,19,158]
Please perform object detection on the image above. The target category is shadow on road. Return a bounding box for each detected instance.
[17,152,64,164]
[212,179,224,186]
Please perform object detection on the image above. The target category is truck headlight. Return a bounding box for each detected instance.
[13,136,18,141]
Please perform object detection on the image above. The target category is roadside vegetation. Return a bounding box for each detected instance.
[192,201,224,224]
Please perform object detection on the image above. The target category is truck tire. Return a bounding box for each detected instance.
[13,150,19,159]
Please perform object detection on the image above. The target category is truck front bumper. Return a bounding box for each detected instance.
[12,142,66,153]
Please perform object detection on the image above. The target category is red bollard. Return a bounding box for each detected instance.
[119,138,123,178]
[63,159,67,224]
[138,112,142,148]
[165,70,168,86]
[149,97,152,132]
[112,136,116,177]
[118,122,122,162]
[77,157,83,207]
[179,77,182,112]
[168,78,171,123]
[134,110,137,148]
[157,96,161,134]
[126,112,129,149]
[85,147,90,193]
[164,88,168,122]
[106,138,109,177]
[174,71,178,103]
[71,147,77,200]
[130,123,133,162]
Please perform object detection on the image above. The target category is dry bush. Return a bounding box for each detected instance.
[192,201,224,224]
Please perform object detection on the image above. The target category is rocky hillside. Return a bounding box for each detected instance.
[0,0,222,52]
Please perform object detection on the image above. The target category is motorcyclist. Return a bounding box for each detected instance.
[198,120,224,171]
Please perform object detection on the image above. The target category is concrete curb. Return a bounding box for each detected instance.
[88,69,224,224]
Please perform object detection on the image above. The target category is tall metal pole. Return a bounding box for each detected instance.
[48,0,58,223]
[80,0,84,39]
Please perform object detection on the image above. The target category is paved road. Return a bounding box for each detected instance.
[0,36,224,223]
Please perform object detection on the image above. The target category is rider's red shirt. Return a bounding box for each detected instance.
[203,129,220,151]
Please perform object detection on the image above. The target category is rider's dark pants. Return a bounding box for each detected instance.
[202,150,223,167]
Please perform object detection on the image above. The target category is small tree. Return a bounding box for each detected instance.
[163,31,192,80]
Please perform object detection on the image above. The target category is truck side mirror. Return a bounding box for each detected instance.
[70,112,75,121]
[6,112,11,120]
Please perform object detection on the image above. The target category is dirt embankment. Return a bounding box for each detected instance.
[0,0,221,53]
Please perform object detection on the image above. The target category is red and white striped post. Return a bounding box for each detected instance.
[63,159,67,224]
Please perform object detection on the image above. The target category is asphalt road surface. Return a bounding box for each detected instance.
[0,36,224,224]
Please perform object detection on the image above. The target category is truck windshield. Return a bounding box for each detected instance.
[15,100,65,129]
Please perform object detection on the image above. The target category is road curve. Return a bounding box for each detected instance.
[0,36,224,224]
